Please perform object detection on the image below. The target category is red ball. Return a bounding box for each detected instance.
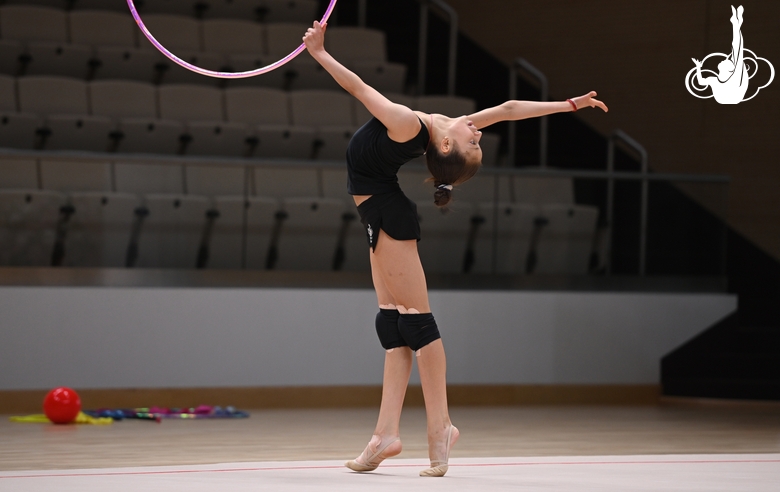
[43,387,81,424]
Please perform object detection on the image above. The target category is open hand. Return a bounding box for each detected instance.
[572,91,608,112]
[303,21,327,54]
[692,58,703,67]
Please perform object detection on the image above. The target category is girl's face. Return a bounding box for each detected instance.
[450,116,483,164]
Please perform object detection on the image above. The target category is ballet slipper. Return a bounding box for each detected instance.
[344,434,402,472]
[419,425,459,477]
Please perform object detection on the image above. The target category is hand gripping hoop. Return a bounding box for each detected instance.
[126,0,338,79]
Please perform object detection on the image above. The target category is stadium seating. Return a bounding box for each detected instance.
[0,3,603,276]
[0,6,68,43]
[69,10,137,48]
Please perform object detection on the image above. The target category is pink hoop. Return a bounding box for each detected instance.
[126,0,338,79]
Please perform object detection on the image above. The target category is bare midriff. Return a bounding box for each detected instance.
[353,195,372,206]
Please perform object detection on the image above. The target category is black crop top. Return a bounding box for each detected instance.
[346,117,429,195]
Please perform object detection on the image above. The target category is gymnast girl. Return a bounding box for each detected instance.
[303,21,608,477]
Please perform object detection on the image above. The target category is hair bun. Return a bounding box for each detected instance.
[433,182,452,207]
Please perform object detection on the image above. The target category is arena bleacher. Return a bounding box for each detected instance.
[0,0,598,274]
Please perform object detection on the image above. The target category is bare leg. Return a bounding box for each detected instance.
[345,251,408,471]
[730,5,744,64]
[370,251,413,439]
[371,230,457,476]
[417,339,459,470]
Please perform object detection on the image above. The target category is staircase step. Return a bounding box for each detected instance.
[663,378,780,400]
[662,353,780,380]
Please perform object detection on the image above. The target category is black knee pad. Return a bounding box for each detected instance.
[397,313,441,351]
[375,309,408,350]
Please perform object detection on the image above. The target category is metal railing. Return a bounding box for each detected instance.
[0,149,729,277]
[357,0,367,27]
[508,58,549,168]
[607,130,649,275]
[355,0,457,95]
[417,0,458,95]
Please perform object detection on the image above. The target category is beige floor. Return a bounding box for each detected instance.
[2,404,780,472]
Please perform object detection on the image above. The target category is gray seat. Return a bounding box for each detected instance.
[0,189,64,266]
[24,42,93,79]
[0,158,38,189]
[320,169,367,274]
[455,174,513,204]
[137,0,198,17]
[138,14,201,52]
[416,201,474,274]
[326,27,388,63]
[186,164,246,196]
[275,197,345,271]
[0,113,41,150]
[253,166,319,199]
[314,126,355,161]
[479,132,501,167]
[209,195,278,270]
[352,61,406,94]
[62,192,139,268]
[286,56,341,91]
[115,118,186,155]
[0,75,14,111]
[17,76,90,115]
[0,40,24,77]
[136,194,211,269]
[265,24,336,90]
[290,90,354,126]
[89,80,158,119]
[184,121,253,157]
[512,175,574,204]
[321,168,348,201]
[265,23,308,58]
[42,114,114,152]
[69,10,137,48]
[261,0,318,23]
[255,124,315,159]
[397,169,434,203]
[40,159,112,192]
[225,87,290,125]
[115,162,185,195]
[92,47,161,83]
[201,0,263,21]
[0,6,68,43]
[534,204,598,274]
[472,202,537,274]
[203,19,264,55]
[158,84,225,121]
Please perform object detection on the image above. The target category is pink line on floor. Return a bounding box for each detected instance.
[3,458,779,479]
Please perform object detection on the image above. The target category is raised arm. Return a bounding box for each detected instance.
[692,58,712,87]
[468,92,608,130]
[303,21,420,142]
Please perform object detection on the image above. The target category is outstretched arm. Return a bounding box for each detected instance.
[468,92,608,130]
[303,21,420,142]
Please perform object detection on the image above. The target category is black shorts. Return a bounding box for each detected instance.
[356,190,421,250]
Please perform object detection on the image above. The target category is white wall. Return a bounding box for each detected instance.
[0,287,736,390]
